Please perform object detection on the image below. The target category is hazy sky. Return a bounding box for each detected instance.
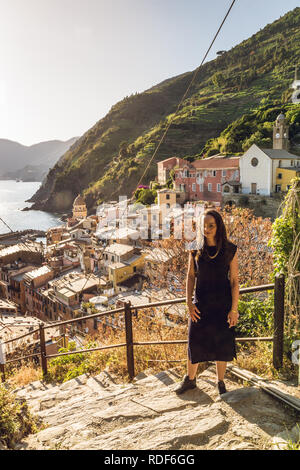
[0,0,299,146]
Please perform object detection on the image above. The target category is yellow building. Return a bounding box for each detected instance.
[73,194,87,219]
[108,253,145,290]
[275,167,300,192]
[157,189,183,208]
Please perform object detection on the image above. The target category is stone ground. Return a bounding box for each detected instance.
[12,366,300,451]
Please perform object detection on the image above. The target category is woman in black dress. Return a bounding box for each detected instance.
[175,209,239,395]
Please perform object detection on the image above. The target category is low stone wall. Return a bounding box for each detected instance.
[222,194,285,220]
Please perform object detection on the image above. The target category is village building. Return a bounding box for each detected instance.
[157,157,187,185]
[173,155,241,204]
[102,243,145,291]
[0,299,17,318]
[23,265,55,316]
[0,314,65,359]
[5,265,39,313]
[240,113,300,195]
[291,66,300,104]
[46,226,70,246]
[0,242,43,267]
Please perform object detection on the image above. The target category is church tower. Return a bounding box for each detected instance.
[273,113,289,150]
[73,194,87,219]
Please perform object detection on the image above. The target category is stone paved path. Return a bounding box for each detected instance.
[13,366,300,450]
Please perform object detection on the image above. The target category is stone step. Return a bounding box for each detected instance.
[15,366,300,451]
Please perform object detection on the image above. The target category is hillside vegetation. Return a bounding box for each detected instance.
[201,102,300,157]
[29,8,300,213]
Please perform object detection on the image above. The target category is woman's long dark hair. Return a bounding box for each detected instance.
[192,209,229,268]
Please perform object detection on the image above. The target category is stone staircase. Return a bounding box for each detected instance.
[13,366,300,450]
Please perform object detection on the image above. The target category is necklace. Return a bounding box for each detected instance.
[206,245,219,259]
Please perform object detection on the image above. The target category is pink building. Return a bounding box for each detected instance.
[170,155,241,205]
[157,157,187,185]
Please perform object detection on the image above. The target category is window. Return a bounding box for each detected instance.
[278,173,282,179]
[199,183,203,192]
[217,183,221,192]
[291,161,293,167]
[251,158,258,167]
[204,170,207,177]
[208,183,212,192]
[222,170,226,177]
[213,170,216,177]
[192,183,196,191]
[166,194,170,199]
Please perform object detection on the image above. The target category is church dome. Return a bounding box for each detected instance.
[73,194,85,206]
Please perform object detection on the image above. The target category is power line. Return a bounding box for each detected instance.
[85,0,237,299]
[135,0,237,189]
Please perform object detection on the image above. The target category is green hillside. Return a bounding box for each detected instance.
[201,102,300,157]
[29,7,300,213]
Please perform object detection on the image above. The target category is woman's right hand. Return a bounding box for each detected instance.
[187,302,201,322]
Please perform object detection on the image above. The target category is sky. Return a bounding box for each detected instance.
[0,0,299,146]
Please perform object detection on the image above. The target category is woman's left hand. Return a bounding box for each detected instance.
[227,310,239,328]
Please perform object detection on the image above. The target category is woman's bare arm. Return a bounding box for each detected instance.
[229,251,239,311]
[186,252,201,322]
[186,252,195,306]
[228,251,239,327]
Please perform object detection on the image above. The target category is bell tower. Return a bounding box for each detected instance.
[273,113,289,150]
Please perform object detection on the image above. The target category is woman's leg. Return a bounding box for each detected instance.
[187,356,198,380]
[216,361,227,381]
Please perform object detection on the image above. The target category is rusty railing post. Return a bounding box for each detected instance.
[0,364,5,383]
[0,342,5,383]
[39,324,48,378]
[273,273,285,370]
[124,301,135,380]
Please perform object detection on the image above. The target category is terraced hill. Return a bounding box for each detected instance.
[29,8,300,214]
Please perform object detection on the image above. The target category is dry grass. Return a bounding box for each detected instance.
[7,365,42,388]
[235,341,298,381]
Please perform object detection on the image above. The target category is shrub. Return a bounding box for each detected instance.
[0,384,38,448]
[236,291,274,337]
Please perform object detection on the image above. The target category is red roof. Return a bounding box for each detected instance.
[175,157,240,170]
[157,157,187,167]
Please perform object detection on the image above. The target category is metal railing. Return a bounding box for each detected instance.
[0,274,285,382]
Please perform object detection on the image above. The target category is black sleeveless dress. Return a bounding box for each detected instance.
[188,240,237,363]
